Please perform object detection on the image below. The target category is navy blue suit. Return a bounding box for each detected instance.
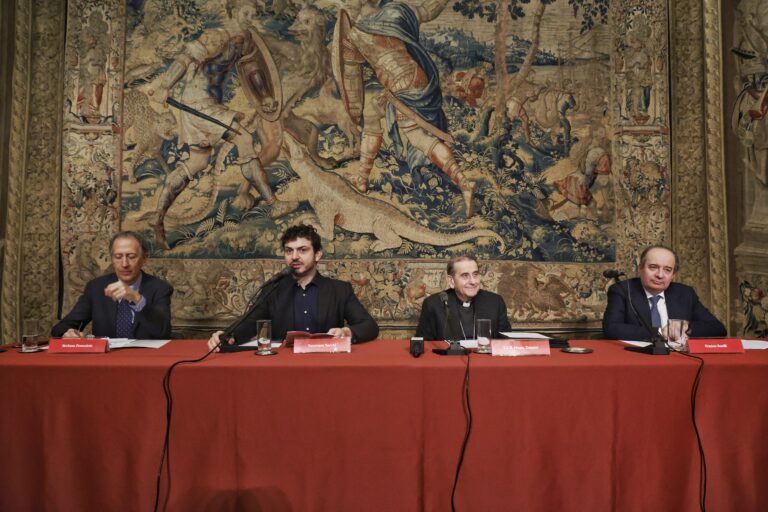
[52,272,173,339]
[415,289,512,341]
[602,278,726,340]
[233,273,378,344]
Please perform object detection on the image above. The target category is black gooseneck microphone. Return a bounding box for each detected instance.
[218,266,294,351]
[433,291,469,356]
[606,271,668,355]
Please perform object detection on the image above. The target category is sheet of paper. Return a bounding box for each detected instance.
[500,332,552,340]
[741,339,768,350]
[620,340,652,347]
[107,338,171,349]
[458,339,478,349]
[239,340,282,348]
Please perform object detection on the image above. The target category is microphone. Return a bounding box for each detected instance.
[433,291,468,356]
[439,291,454,342]
[219,267,293,350]
[602,269,625,279]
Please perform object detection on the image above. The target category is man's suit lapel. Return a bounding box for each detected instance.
[665,284,683,320]
[274,277,296,334]
[631,279,652,325]
[105,274,118,334]
[316,274,332,332]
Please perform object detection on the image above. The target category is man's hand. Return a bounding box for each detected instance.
[104,281,142,304]
[327,327,352,338]
[208,330,233,352]
[62,328,84,338]
[662,320,690,342]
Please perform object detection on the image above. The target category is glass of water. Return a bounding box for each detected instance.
[254,319,275,356]
[476,318,492,354]
[20,320,41,353]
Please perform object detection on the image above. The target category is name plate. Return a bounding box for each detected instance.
[49,338,109,353]
[293,337,351,354]
[491,339,551,357]
[687,338,744,354]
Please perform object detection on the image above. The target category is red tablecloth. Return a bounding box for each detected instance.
[1,340,766,511]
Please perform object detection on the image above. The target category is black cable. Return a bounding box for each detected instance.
[153,344,218,512]
[672,350,707,512]
[451,352,472,512]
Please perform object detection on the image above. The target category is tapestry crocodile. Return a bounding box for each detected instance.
[281,134,506,253]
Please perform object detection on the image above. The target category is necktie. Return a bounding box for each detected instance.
[649,295,662,329]
[116,299,134,338]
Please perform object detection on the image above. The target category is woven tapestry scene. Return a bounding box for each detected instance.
[60,0,670,327]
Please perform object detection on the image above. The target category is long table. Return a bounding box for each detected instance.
[1,340,766,511]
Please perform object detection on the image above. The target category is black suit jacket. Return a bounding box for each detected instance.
[233,273,379,343]
[415,289,512,341]
[602,278,726,340]
[51,272,174,339]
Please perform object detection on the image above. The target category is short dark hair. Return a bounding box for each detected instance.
[281,224,322,252]
[639,245,679,272]
[110,231,149,257]
[447,255,478,276]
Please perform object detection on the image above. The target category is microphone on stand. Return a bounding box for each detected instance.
[219,266,294,351]
[433,291,468,356]
[605,270,668,355]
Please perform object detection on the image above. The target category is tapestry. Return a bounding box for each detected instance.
[730,0,768,337]
[59,0,671,333]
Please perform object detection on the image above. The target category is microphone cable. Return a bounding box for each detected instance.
[153,343,219,512]
[451,351,472,512]
[672,349,707,512]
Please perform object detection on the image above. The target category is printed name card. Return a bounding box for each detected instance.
[293,337,351,354]
[491,339,551,357]
[49,338,109,353]
[687,338,744,354]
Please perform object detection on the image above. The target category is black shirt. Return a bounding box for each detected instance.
[293,276,320,333]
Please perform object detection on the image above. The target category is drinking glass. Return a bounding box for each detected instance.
[666,319,689,352]
[21,320,41,353]
[476,318,492,354]
[255,319,275,356]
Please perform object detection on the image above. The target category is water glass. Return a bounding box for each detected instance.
[255,319,274,356]
[21,320,41,353]
[476,318,492,354]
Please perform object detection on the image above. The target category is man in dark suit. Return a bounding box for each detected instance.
[51,231,173,339]
[603,245,726,340]
[209,224,378,350]
[416,256,511,340]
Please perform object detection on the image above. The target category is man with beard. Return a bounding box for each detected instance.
[208,224,379,350]
[52,231,173,339]
[415,256,511,341]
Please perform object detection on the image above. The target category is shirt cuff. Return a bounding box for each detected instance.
[129,295,146,312]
